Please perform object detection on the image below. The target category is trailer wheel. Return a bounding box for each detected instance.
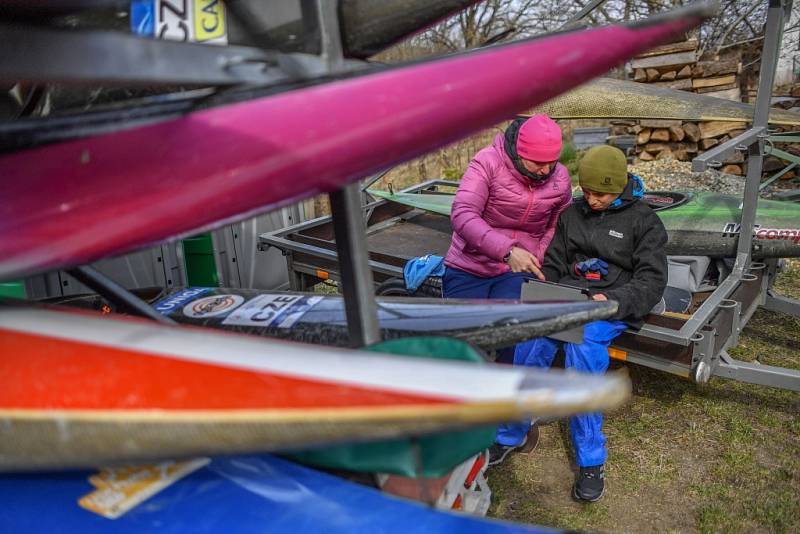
[375,277,443,298]
[375,278,411,296]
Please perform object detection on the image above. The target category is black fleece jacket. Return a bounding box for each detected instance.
[542,177,668,328]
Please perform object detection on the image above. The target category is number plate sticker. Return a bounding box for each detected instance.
[130,0,227,44]
[222,294,324,328]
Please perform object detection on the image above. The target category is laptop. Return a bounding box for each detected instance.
[521,280,589,344]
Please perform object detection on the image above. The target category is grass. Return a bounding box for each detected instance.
[488,259,800,533]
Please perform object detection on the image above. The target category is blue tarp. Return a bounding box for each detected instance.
[0,455,555,533]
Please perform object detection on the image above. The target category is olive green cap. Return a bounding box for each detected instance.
[578,145,628,194]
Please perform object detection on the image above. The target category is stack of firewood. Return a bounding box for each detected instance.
[630,40,742,101]
[623,40,748,174]
[626,119,747,175]
[631,39,697,91]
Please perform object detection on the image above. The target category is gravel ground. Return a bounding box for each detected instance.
[629,160,746,194]
[629,159,799,199]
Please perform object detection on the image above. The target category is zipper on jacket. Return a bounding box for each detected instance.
[514,183,535,239]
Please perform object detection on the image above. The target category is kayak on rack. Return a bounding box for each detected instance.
[0,303,629,471]
[46,287,618,350]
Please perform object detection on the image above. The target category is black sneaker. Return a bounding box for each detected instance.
[487,435,527,467]
[573,464,605,502]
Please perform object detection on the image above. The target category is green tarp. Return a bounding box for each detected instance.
[284,336,497,477]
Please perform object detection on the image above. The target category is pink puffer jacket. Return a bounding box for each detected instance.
[444,133,572,278]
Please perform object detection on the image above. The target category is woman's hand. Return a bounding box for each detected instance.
[591,293,608,301]
[507,246,544,280]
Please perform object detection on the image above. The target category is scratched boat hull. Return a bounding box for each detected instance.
[531,77,800,126]
[46,287,619,350]
[0,304,629,471]
[0,6,711,281]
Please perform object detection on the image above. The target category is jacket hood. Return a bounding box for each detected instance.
[492,125,558,187]
[578,174,645,214]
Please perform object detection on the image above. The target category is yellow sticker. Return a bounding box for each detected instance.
[79,458,210,519]
[194,0,226,42]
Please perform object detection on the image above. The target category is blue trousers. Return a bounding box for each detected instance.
[443,267,534,364]
[495,320,628,467]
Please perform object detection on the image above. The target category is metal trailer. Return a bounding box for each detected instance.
[258,177,800,392]
[259,0,800,392]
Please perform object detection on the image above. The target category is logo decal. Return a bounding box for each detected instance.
[153,287,213,315]
[722,223,800,243]
[183,294,244,318]
[609,230,624,239]
[603,177,613,185]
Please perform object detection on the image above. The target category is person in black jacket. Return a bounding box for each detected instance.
[491,145,668,503]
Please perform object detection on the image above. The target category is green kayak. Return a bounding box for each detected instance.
[367,189,800,259]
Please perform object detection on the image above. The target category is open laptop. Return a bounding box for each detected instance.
[521,280,589,344]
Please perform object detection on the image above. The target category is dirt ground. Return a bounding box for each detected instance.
[488,261,800,533]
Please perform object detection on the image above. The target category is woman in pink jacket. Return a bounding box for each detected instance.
[443,114,573,361]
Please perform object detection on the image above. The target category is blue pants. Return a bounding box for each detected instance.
[443,267,534,364]
[495,320,628,467]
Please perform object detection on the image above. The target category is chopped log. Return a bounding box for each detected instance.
[646,68,660,82]
[635,39,698,58]
[639,151,655,161]
[721,164,742,175]
[763,156,785,173]
[727,129,746,139]
[683,142,699,153]
[695,82,738,94]
[676,65,692,79]
[692,74,737,89]
[651,78,693,91]
[660,70,677,81]
[650,128,671,142]
[637,128,652,144]
[631,125,643,134]
[682,122,701,143]
[640,119,682,128]
[698,121,747,139]
[723,150,745,164]
[669,125,685,142]
[656,147,675,160]
[792,85,800,98]
[700,138,719,150]
[644,142,668,152]
[631,50,697,70]
[634,68,647,82]
[673,147,690,161]
[691,59,740,78]
[699,87,741,101]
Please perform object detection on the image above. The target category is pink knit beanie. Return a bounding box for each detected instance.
[516,114,562,162]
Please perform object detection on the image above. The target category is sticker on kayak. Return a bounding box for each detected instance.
[79,458,209,519]
[130,0,227,44]
[222,294,324,328]
[183,294,244,318]
[722,222,800,243]
[153,287,213,315]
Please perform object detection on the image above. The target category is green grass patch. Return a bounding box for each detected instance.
[488,262,800,532]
